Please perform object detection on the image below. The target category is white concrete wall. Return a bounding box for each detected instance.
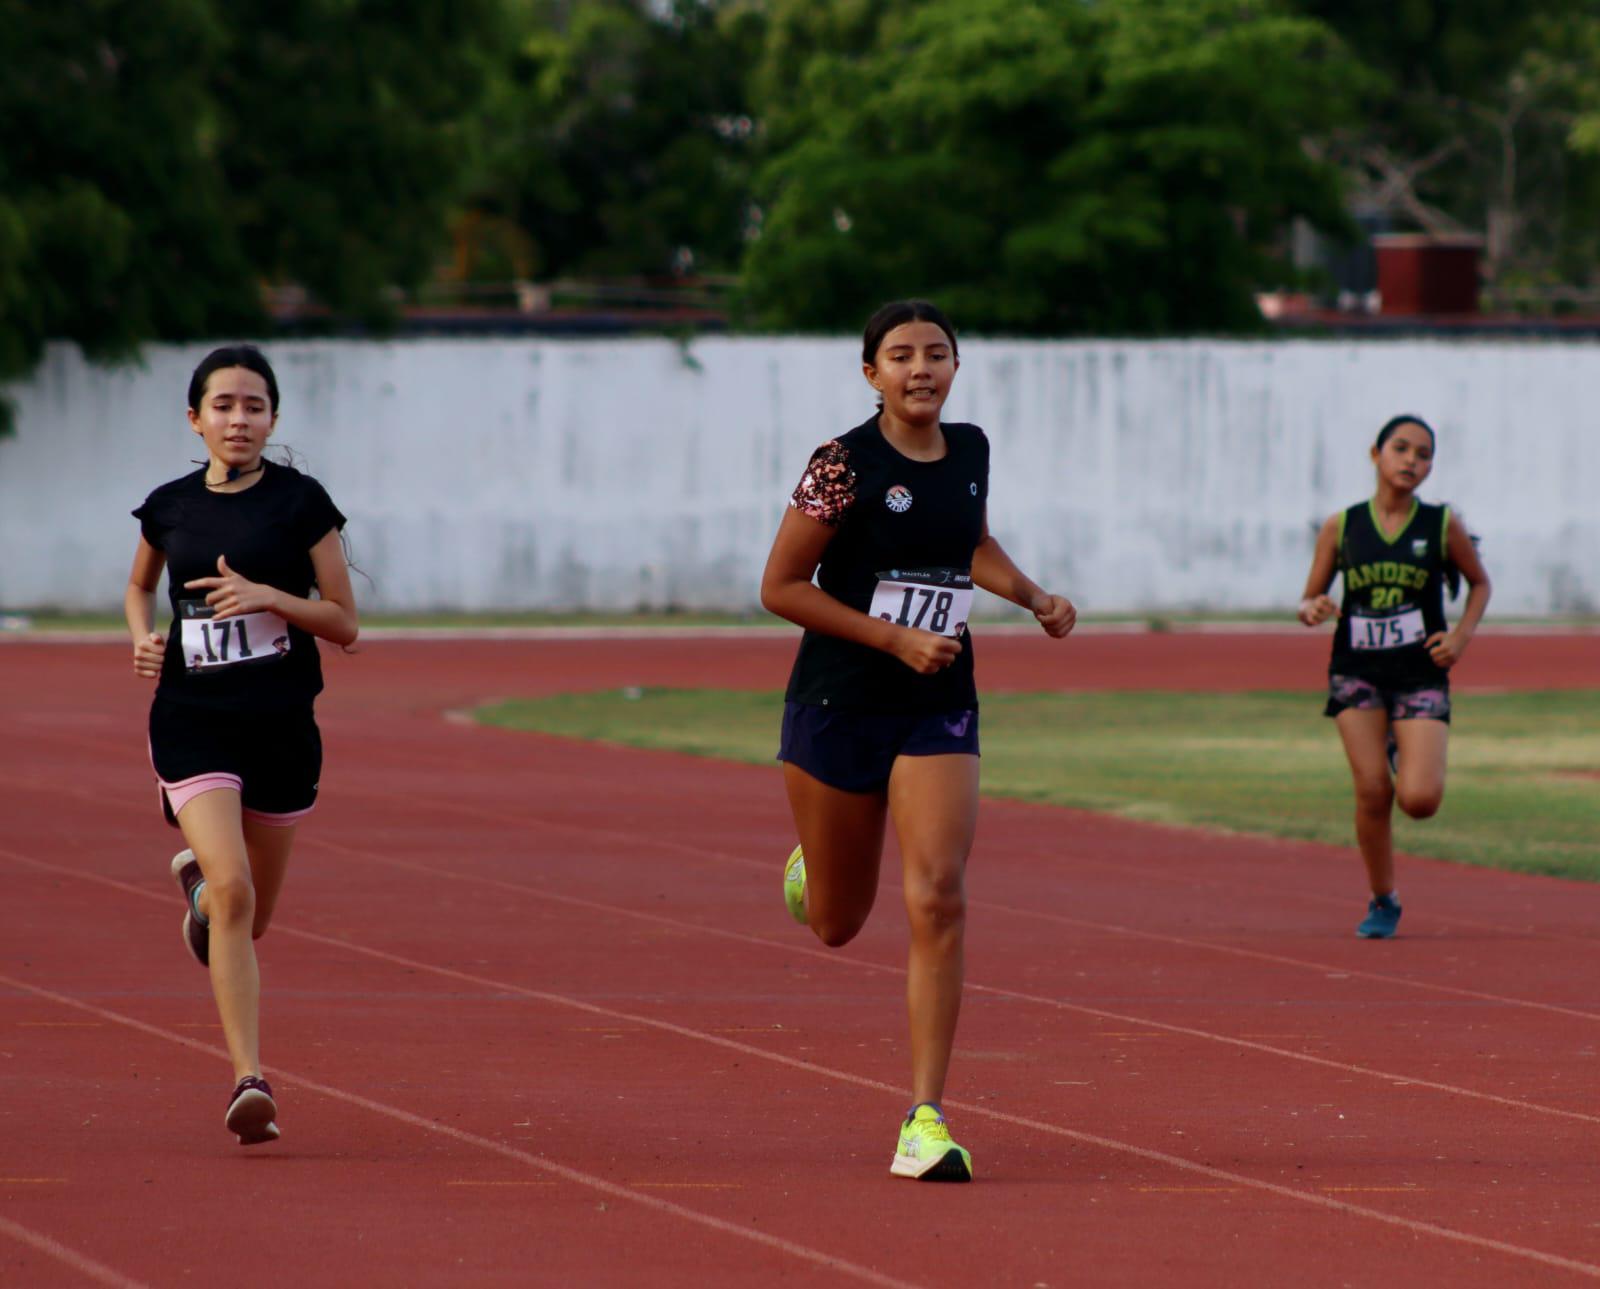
[2,336,1596,615]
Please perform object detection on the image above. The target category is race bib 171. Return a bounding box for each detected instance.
[869,568,973,639]
[1349,606,1426,651]
[178,600,291,671]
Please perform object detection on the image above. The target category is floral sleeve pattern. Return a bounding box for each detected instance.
[789,440,856,527]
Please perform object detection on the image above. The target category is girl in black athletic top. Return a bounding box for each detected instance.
[761,301,1076,1181]
[125,345,359,1144]
[1298,416,1490,938]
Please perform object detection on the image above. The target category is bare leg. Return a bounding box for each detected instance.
[782,763,887,947]
[1393,719,1449,819]
[1334,709,1396,896]
[242,818,297,939]
[888,753,979,1109]
[176,790,260,1081]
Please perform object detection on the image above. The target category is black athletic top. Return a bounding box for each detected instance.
[784,415,989,713]
[133,461,346,712]
[1329,498,1451,685]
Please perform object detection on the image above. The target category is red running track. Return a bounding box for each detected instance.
[2,633,1599,1287]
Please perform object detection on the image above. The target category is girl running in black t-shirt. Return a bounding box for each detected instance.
[125,345,359,1144]
[760,301,1076,1181]
[1298,416,1490,939]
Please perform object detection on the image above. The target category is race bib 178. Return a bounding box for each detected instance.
[178,600,291,671]
[1349,606,1426,651]
[869,568,973,639]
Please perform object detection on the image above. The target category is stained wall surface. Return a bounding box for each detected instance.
[2,337,1593,614]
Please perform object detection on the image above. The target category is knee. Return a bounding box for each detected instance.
[205,877,256,929]
[1397,786,1443,819]
[810,910,868,949]
[906,871,966,938]
[1352,774,1394,815]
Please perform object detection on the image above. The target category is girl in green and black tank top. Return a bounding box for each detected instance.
[1298,416,1491,940]
[1327,496,1452,687]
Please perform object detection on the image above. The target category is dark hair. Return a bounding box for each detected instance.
[861,300,959,365]
[1375,414,1435,451]
[188,345,280,415]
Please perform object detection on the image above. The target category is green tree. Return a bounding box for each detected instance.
[0,0,505,433]
[741,0,1361,334]
[461,0,765,283]
[0,0,257,421]
[1305,0,1600,295]
[214,0,507,317]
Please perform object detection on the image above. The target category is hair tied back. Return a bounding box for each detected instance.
[1375,414,1436,451]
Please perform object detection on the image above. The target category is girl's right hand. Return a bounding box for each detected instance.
[1298,595,1336,627]
[891,627,963,675]
[133,632,165,679]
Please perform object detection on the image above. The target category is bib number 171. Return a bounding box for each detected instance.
[178,600,291,671]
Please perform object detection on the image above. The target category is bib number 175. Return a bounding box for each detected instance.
[869,568,974,639]
[1350,607,1426,651]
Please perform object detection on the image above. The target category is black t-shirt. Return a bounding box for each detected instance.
[1329,498,1451,685]
[784,415,989,714]
[133,461,347,712]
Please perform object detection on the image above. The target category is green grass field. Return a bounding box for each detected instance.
[476,689,1600,881]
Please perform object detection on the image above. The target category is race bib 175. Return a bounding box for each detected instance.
[179,600,291,672]
[869,568,973,639]
[1349,606,1426,651]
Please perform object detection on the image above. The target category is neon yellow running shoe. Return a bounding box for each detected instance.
[783,844,807,925]
[890,1104,973,1182]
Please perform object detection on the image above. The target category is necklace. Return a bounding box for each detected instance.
[201,460,266,489]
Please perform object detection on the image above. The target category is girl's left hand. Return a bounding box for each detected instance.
[184,555,279,620]
[1425,629,1469,669]
[1031,592,1076,638]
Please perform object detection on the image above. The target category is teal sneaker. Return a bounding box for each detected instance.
[1357,892,1402,939]
[890,1104,972,1182]
[783,844,807,925]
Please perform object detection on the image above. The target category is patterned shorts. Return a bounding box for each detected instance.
[1324,674,1451,724]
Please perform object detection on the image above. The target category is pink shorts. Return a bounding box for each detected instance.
[155,770,314,828]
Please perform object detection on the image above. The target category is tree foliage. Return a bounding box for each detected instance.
[460,0,765,281]
[740,0,1363,333]
[0,0,503,431]
[1305,0,1600,290]
[7,0,1600,429]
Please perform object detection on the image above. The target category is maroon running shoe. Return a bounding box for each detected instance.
[225,1076,280,1145]
[168,850,209,967]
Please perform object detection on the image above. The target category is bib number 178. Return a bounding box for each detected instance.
[869,569,973,639]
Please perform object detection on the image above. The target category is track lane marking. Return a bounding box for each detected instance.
[12,736,1600,1004]
[0,1214,150,1289]
[4,959,1599,1280]
[5,833,1600,1134]
[316,775,1600,1020]
[0,972,924,1289]
[5,855,1600,1279]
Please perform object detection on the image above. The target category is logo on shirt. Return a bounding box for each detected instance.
[1411,538,1428,558]
[970,482,978,496]
[885,485,913,513]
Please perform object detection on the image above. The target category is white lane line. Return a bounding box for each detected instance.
[7,818,1600,1135]
[0,972,924,1289]
[0,1214,151,1289]
[6,848,1600,1279]
[302,835,1600,1131]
